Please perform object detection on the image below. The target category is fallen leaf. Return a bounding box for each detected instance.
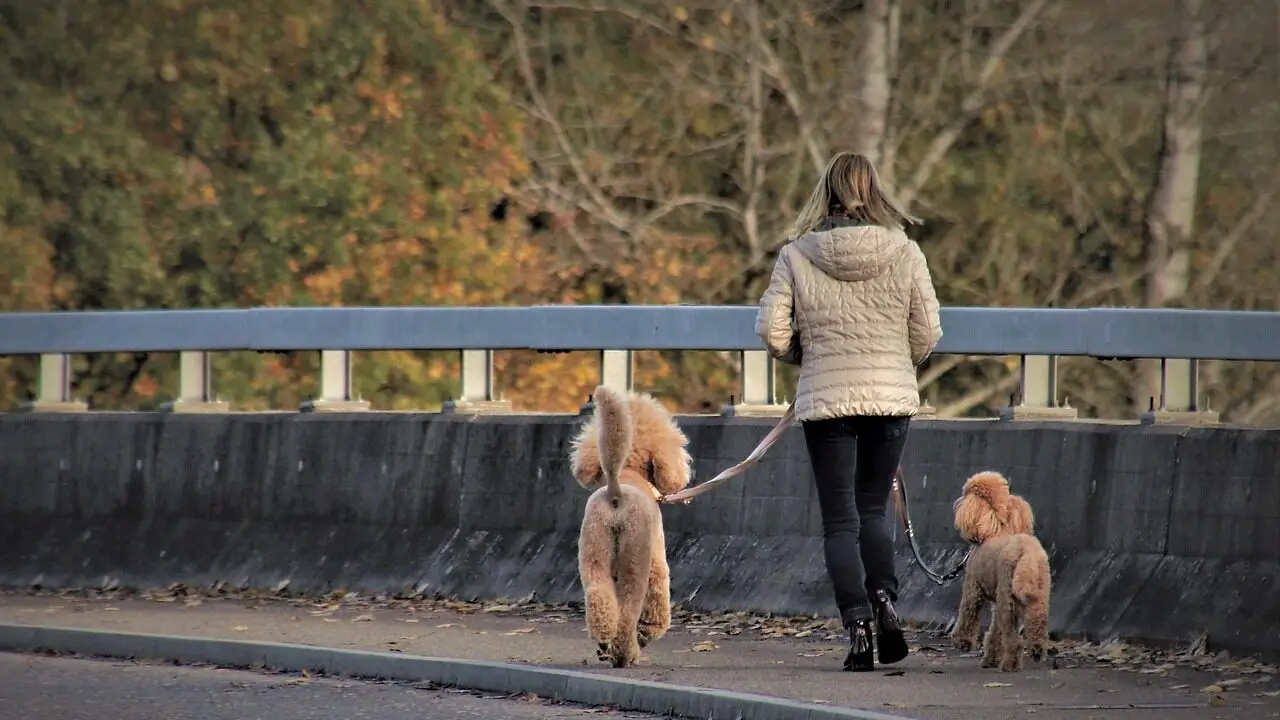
[985,682,1013,688]
[436,623,462,629]
[232,626,248,632]
[1209,694,1227,706]
[352,614,374,622]
[692,641,718,652]
[1201,684,1226,693]
[286,677,309,686]
[1260,691,1280,698]
[1170,684,1191,690]
[483,604,516,613]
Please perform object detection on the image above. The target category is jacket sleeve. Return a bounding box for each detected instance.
[907,242,943,366]
[755,248,803,365]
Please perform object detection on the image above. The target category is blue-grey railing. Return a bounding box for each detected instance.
[2,305,1278,420]
[2,305,1278,360]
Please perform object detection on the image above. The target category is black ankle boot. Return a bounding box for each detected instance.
[872,589,909,665]
[843,618,875,672]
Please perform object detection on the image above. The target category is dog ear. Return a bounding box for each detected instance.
[626,393,693,494]
[1006,494,1036,535]
[649,443,692,494]
[569,420,605,490]
[953,489,1002,544]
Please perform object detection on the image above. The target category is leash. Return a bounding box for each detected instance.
[892,466,974,585]
[659,402,971,585]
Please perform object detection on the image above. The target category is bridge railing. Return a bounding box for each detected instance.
[2,305,1279,421]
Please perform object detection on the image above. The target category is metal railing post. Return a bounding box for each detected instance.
[722,350,788,417]
[20,354,88,412]
[162,351,228,413]
[300,350,370,412]
[999,354,1078,420]
[1139,357,1219,425]
[599,349,634,391]
[442,349,511,414]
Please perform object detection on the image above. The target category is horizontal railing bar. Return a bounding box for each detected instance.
[246,307,533,351]
[1084,308,1280,362]
[0,305,1278,360]
[523,305,757,350]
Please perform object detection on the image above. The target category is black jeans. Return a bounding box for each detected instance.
[802,414,911,627]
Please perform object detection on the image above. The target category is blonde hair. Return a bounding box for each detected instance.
[787,151,921,240]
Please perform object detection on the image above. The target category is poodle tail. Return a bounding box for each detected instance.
[593,385,634,505]
[1011,539,1051,606]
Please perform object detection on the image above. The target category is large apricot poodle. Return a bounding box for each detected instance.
[569,385,691,668]
[950,470,1052,672]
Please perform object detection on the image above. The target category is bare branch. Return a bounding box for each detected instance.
[937,371,1020,418]
[524,0,673,34]
[898,0,1057,209]
[756,35,826,173]
[1192,168,1280,293]
[488,0,632,232]
[741,0,765,258]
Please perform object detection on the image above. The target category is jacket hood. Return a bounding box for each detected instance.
[792,222,912,282]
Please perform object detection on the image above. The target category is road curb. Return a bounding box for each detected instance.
[0,623,913,720]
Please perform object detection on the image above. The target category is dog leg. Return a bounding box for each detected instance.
[579,508,619,661]
[995,588,1022,672]
[1023,597,1050,662]
[608,515,653,668]
[637,543,672,648]
[980,615,1002,669]
[950,575,984,653]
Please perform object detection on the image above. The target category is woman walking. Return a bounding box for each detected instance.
[755,151,943,671]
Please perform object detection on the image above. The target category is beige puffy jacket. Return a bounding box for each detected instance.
[755,221,942,422]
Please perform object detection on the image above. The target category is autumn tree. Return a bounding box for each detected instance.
[0,0,533,410]
[446,0,1279,421]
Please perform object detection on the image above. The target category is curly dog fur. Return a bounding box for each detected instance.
[569,385,691,668]
[950,471,1052,672]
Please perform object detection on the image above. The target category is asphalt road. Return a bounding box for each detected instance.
[0,652,664,720]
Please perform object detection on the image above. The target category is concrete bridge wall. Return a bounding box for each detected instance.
[0,413,1276,658]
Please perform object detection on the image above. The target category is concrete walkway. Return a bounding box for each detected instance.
[2,589,1277,720]
[1,652,668,720]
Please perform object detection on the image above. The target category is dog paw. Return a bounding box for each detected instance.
[951,635,977,652]
[999,654,1023,672]
[1029,645,1046,662]
[637,623,666,649]
[596,643,610,662]
[609,642,641,669]
[980,648,1001,668]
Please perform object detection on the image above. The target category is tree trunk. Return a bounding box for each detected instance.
[1133,0,1206,415]
[851,0,894,170]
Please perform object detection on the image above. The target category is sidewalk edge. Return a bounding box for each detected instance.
[0,623,914,720]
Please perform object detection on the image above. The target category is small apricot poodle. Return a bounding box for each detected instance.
[950,471,1052,672]
[569,385,691,668]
